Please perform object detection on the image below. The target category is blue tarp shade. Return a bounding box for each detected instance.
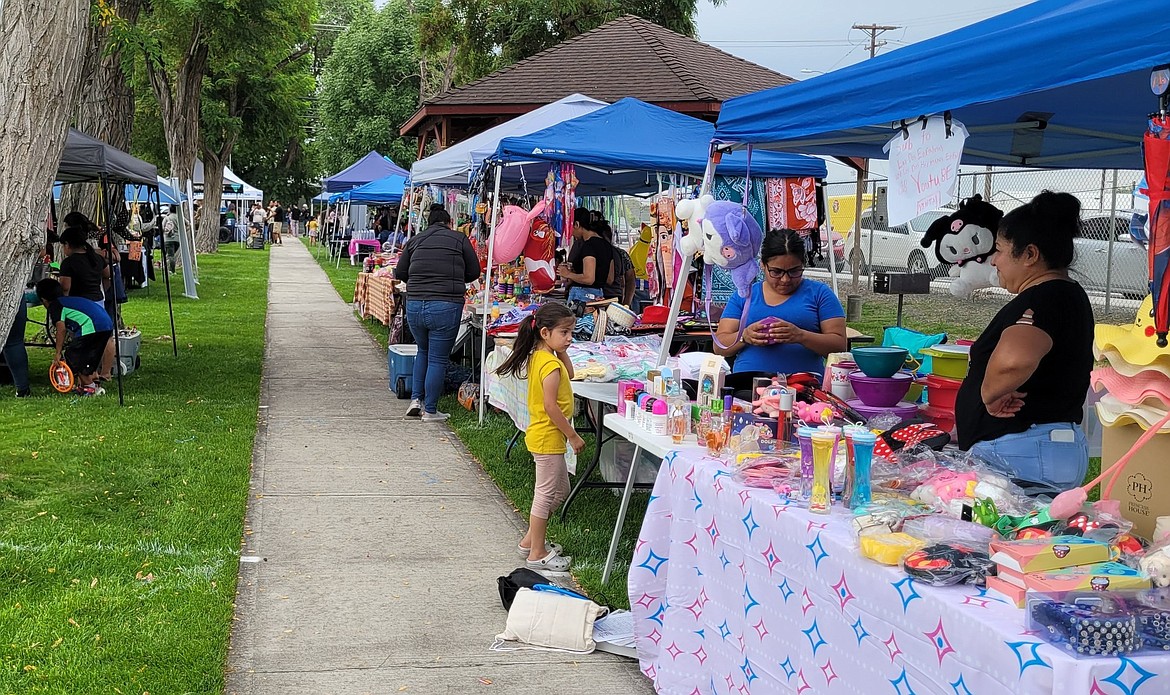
[338,174,407,205]
[322,151,409,192]
[712,0,1170,170]
[495,98,827,188]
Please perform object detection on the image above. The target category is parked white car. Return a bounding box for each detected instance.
[837,209,954,278]
[1071,215,1149,299]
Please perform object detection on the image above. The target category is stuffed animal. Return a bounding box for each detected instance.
[752,378,786,417]
[919,194,1003,299]
[676,194,713,259]
[679,198,763,301]
[492,200,548,265]
[1140,549,1170,588]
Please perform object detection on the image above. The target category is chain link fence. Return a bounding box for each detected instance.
[822,168,1146,322]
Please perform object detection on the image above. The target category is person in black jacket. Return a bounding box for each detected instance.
[395,206,480,421]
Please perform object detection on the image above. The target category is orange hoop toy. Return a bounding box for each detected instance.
[50,362,74,393]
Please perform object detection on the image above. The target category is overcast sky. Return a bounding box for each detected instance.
[694,1,1032,77]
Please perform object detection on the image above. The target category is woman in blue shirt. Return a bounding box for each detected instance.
[715,229,847,375]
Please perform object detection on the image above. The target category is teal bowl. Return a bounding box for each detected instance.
[851,346,911,378]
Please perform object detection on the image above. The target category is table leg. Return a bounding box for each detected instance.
[602,444,642,584]
[560,398,607,522]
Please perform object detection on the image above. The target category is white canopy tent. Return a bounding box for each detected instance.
[192,160,264,202]
[409,93,608,187]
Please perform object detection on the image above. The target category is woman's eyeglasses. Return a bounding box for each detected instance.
[765,265,805,279]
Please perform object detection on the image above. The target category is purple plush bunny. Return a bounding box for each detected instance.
[699,200,763,299]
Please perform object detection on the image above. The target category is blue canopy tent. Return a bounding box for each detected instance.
[493,97,827,193]
[340,174,408,205]
[322,151,409,192]
[712,0,1170,169]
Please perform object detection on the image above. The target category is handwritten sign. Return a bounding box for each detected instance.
[884,115,967,226]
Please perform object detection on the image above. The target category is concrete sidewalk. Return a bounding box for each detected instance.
[226,241,651,694]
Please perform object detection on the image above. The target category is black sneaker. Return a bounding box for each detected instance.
[15,388,31,398]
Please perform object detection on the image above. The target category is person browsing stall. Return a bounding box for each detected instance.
[395,206,481,421]
[495,303,583,573]
[58,219,109,303]
[593,217,636,306]
[557,206,613,301]
[36,278,114,396]
[955,191,1094,494]
[715,229,846,375]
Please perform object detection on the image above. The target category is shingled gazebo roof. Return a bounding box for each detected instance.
[400,15,794,152]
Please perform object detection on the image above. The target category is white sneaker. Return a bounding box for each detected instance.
[405,399,422,417]
[420,410,450,422]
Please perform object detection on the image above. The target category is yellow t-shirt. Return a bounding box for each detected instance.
[525,350,574,455]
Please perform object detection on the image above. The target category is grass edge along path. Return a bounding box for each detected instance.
[0,246,269,693]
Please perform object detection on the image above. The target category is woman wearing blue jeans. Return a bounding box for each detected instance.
[395,207,480,421]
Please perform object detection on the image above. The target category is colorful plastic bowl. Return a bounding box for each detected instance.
[848,370,914,408]
[851,346,912,378]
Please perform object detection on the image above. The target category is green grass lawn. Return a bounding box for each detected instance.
[0,246,268,693]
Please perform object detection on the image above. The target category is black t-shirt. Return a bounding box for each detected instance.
[570,235,614,290]
[290,207,301,221]
[58,251,106,302]
[955,280,1094,449]
[274,206,286,223]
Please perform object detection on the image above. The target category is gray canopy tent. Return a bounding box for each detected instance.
[55,128,178,405]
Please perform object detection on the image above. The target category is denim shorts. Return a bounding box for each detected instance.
[970,422,1089,495]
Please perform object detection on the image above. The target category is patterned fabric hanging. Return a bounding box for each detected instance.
[708,176,769,305]
[543,163,578,244]
[766,177,820,232]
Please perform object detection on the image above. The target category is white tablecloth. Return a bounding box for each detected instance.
[629,448,1170,694]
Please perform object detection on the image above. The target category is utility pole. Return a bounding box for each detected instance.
[845,23,900,312]
[852,23,899,58]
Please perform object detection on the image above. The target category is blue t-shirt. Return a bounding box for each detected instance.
[49,296,113,338]
[723,279,844,375]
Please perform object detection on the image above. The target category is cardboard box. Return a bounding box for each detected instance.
[997,562,1150,593]
[989,535,1111,573]
[1103,423,1170,540]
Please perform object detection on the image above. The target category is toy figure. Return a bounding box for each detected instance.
[919,194,1003,299]
[523,216,557,293]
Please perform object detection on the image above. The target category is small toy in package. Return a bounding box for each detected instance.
[860,532,925,566]
[900,514,997,549]
[902,543,996,586]
[734,451,799,490]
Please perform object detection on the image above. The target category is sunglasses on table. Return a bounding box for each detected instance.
[764,265,805,279]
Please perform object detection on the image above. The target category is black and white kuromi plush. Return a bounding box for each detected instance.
[920,194,1004,299]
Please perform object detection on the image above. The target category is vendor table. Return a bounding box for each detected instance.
[629,448,1170,695]
[353,273,397,326]
[348,238,381,264]
[560,382,625,519]
[601,413,705,584]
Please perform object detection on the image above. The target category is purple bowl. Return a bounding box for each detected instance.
[847,399,920,422]
[847,370,913,408]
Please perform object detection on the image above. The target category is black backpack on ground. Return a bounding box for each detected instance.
[497,568,550,610]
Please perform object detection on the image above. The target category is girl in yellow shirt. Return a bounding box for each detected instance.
[496,303,582,573]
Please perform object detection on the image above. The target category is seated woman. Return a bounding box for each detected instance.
[715,229,846,376]
[955,191,1094,494]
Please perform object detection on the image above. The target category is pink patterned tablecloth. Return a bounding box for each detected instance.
[629,449,1170,695]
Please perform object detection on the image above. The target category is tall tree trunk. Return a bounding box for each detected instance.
[146,21,209,234]
[60,0,143,223]
[0,0,91,334]
[196,146,234,253]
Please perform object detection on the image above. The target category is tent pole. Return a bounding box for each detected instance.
[153,185,178,356]
[479,165,503,424]
[172,177,199,299]
[99,176,126,406]
[656,152,717,367]
[850,164,867,295]
[825,209,840,297]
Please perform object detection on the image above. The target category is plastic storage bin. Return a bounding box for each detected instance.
[388,344,418,399]
[922,345,970,380]
[924,374,963,410]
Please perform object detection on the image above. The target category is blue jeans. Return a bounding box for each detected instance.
[405,300,463,413]
[3,300,30,391]
[971,422,1089,495]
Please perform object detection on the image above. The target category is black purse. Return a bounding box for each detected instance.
[496,567,550,611]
